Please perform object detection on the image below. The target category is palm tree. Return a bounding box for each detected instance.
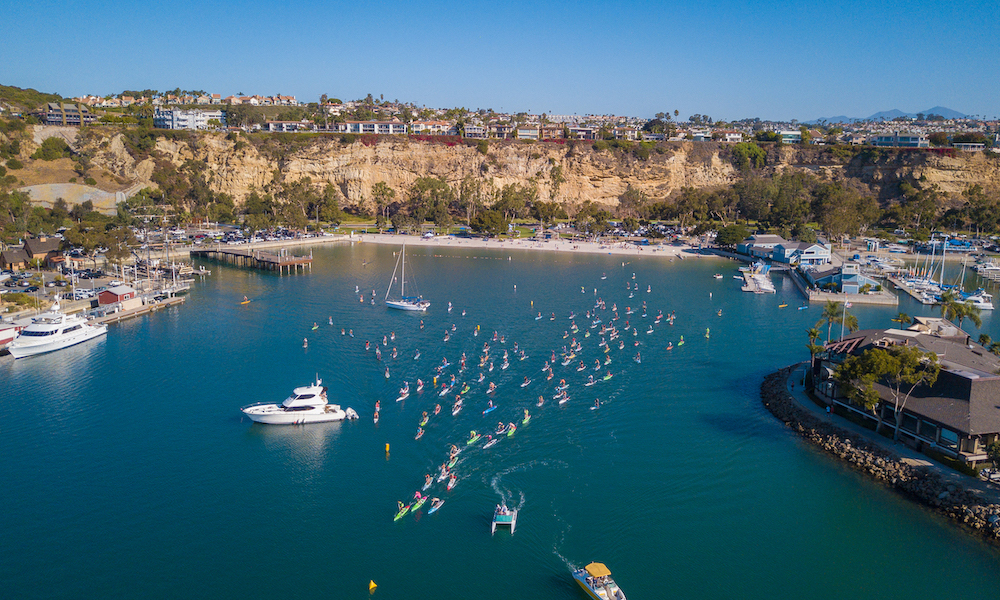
[816,300,841,343]
[937,289,962,321]
[892,312,911,326]
[955,301,983,331]
[938,289,982,332]
[841,312,859,334]
[979,334,992,348]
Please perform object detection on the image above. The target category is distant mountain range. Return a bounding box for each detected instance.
[806,106,967,124]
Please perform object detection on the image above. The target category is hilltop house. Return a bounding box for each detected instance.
[814,318,1000,466]
[37,103,98,126]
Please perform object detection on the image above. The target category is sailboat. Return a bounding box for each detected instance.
[385,244,430,311]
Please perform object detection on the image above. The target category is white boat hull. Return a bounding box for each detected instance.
[241,404,356,424]
[386,300,429,311]
[7,325,107,359]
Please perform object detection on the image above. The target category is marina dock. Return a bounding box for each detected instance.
[189,246,313,274]
[92,296,186,325]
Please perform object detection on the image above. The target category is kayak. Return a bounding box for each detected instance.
[483,405,497,415]
[558,396,569,405]
[522,415,531,425]
[419,416,428,426]
[394,504,412,521]
[461,385,470,394]
[422,479,432,491]
[428,500,445,514]
[467,433,482,445]
[447,456,458,469]
[585,380,596,387]
[520,380,531,388]
[452,403,463,416]
[438,386,452,397]
[507,425,517,437]
[447,477,458,491]
[483,438,500,449]
[603,374,614,381]
[414,429,424,440]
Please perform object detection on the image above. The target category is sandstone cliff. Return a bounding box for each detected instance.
[46,127,1000,212]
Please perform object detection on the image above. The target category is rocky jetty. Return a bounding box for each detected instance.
[761,367,1000,543]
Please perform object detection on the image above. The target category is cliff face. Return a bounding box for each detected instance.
[74,130,1000,211]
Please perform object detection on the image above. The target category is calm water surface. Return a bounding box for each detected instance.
[3,243,1000,599]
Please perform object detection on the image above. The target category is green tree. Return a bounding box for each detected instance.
[835,345,940,440]
[892,312,911,326]
[371,182,396,228]
[987,440,1000,469]
[469,209,509,237]
[731,142,766,171]
[816,300,842,343]
[714,223,749,248]
[937,289,982,331]
[617,185,648,219]
[31,137,71,161]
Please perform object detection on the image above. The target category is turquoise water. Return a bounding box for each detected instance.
[2,243,999,599]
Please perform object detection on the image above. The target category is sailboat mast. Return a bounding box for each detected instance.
[385,247,403,301]
[401,244,405,298]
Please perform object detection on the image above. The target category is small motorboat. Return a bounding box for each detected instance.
[492,503,517,534]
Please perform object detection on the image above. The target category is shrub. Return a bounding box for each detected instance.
[0,165,5,177]
[84,177,97,186]
[592,140,609,152]
[340,134,358,144]
[6,158,23,170]
[31,136,71,160]
[476,139,488,155]
[69,177,77,183]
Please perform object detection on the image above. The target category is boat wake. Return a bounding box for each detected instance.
[488,460,568,511]
[551,516,577,571]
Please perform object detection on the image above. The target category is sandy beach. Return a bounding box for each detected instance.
[354,233,700,258]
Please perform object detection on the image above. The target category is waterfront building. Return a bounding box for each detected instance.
[98,285,142,310]
[815,318,1000,466]
[802,262,880,293]
[568,126,596,140]
[737,234,787,259]
[154,108,225,130]
[869,132,929,148]
[771,241,831,266]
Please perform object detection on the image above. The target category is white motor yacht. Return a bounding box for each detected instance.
[965,290,994,310]
[241,376,359,424]
[6,299,107,359]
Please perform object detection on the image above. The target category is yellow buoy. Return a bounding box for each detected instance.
[369,580,377,592]
[385,443,390,453]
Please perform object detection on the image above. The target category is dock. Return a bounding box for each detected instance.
[190,246,313,274]
[92,296,186,325]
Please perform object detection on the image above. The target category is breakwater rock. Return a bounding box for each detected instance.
[761,367,1000,543]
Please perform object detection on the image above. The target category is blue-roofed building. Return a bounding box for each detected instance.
[803,263,881,293]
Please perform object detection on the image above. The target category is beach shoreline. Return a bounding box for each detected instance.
[354,232,703,258]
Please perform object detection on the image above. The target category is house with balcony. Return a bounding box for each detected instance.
[37,103,98,126]
[814,318,1000,466]
[154,108,225,130]
[463,124,487,139]
[516,125,539,140]
[869,132,929,148]
[777,130,802,143]
[489,123,514,139]
[568,126,597,140]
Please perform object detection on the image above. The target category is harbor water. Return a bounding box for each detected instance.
[3,243,1000,599]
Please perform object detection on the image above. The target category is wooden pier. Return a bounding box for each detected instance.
[189,246,313,274]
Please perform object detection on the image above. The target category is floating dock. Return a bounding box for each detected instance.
[92,297,185,325]
[190,247,312,274]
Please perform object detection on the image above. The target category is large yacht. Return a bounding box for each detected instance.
[241,376,359,424]
[6,300,107,359]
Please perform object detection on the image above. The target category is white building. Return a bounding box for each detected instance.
[154,108,225,130]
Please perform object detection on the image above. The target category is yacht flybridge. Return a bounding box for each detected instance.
[241,376,359,424]
[6,299,107,359]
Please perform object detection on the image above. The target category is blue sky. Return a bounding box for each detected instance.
[3,0,998,121]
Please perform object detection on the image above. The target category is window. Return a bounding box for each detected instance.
[939,428,958,450]
[919,420,938,440]
[901,413,919,433]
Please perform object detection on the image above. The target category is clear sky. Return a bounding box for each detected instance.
[3,0,998,121]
